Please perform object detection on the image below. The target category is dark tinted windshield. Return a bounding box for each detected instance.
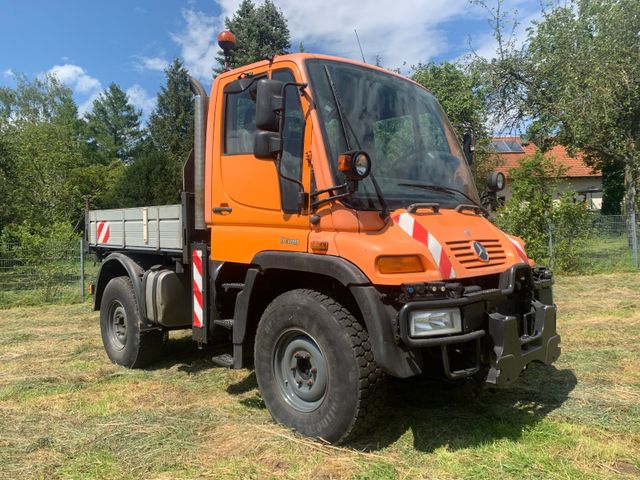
[306,59,480,210]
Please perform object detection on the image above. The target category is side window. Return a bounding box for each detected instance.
[224,88,256,154]
[272,69,305,213]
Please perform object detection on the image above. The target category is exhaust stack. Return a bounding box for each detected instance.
[189,76,208,231]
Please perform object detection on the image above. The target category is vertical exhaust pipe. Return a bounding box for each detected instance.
[189,76,208,231]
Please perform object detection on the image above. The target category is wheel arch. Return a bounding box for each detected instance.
[94,253,146,316]
[233,251,421,378]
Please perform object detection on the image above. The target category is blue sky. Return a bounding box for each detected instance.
[0,0,540,121]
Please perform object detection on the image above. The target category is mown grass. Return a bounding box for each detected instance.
[575,236,637,274]
[1,274,639,479]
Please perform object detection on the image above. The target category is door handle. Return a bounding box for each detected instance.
[212,206,233,214]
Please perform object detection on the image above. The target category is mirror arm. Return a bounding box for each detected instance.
[271,82,309,212]
[311,191,353,209]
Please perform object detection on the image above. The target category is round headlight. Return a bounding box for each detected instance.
[486,171,506,192]
[353,152,371,178]
[338,150,372,180]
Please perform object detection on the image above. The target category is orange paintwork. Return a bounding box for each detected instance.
[204,53,532,284]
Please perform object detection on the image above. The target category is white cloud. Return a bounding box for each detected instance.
[171,9,218,80]
[48,64,102,94]
[171,1,526,77]
[78,91,101,116]
[136,56,169,72]
[2,69,15,78]
[126,84,156,119]
[212,0,472,69]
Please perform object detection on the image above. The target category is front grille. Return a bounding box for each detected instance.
[446,239,507,269]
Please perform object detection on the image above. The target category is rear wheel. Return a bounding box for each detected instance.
[100,276,164,368]
[254,289,386,444]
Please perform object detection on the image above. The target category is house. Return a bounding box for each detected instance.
[491,136,603,210]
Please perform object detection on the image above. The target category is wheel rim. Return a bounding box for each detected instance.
[273,329,328,413]
[107,300,127,350]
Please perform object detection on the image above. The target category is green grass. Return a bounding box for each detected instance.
[1,275,639,479]
[575,236,637,274]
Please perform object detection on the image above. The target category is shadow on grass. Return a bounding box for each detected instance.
[144,337,576,453]
[144,336,219,374]
[352,363,577,452]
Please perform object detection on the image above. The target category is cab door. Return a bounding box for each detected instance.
[210,62,311,263]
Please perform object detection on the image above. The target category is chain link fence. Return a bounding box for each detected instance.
[0,239,94,308]
[575,213,639,272]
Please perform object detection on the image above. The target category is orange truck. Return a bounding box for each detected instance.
[87,33,560,444]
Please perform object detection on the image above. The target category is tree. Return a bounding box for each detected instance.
[114,59,196,207]
[0,75,123,233]
[148,59,194,162]
[494,152,591,271]
[0,74,77,128]
[107,144,181,207]
[524,0,640,218]
[215,0,291,71]
[472,0,639,217]
[85,83,143,164]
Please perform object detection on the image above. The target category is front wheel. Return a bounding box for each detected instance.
[100,276,164,368]
[254,289,386,444]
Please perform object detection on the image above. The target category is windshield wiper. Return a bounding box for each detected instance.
[322,66,388,218]
[398,183,482,208]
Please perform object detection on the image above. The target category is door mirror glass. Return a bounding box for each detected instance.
[254,131,282,159]
[255,79,284,132]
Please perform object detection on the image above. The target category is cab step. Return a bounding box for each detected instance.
[213,319,234,330]
[211,353,234,368]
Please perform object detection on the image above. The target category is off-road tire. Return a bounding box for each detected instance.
[254,289,386,444]
[100,276,164,368]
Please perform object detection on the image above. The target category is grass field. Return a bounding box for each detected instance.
[1,274,639,479]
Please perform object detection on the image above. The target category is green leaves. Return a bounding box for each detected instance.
[148,59,194,163]
[495,152,592,271]
[84,83,143,164]
[215,0,291,72]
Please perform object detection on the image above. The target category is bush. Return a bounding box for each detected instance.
[0,222,80,302]
[494,152,592,272]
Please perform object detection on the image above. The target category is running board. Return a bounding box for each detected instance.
[213,319,234,330]
[212,353,234,368]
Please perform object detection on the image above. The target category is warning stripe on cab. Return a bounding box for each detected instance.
[392,212,456,279]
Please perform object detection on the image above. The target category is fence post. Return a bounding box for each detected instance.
[80,237,85,301]
[631,211,639,269]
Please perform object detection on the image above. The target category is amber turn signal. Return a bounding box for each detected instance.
[376,255,424,274]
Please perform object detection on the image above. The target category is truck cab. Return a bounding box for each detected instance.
[88,48,560,444]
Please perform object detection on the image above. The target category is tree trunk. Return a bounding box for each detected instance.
[624,159,639,268]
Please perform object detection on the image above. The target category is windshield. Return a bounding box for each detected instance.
[305,59,480,210]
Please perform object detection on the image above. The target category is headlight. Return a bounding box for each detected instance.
[409,308,462,337]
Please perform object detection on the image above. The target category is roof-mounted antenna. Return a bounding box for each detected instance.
[218,30,237,71]
[354,29,366,63]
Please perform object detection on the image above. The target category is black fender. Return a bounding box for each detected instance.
[233,251,421,378]
[94,253,149,324]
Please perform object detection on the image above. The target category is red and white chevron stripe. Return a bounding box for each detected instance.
[506,235,528,262]
[392,212,456,279]
[97,221,110,244]
[192,249,203,328]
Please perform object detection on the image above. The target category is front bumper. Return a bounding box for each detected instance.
[397,264,561,386]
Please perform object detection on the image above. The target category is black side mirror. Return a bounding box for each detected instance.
[463,131,474,165]
[254,131,282,159]
[255,79,284,132]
